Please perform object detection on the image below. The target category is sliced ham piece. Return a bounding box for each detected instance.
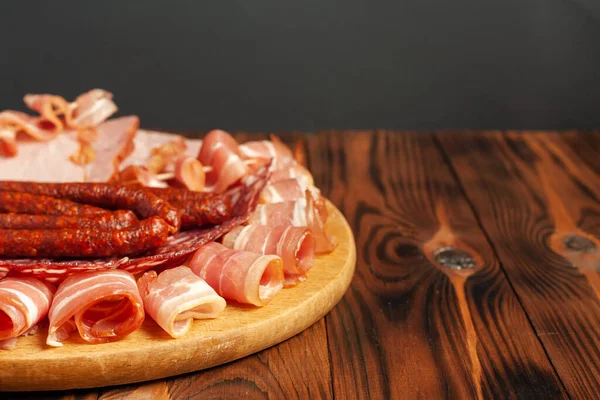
[0,277,54,350]
[137,266,226,338]
[46,270,144,347]
[188,242,284,306]
[84,116,139,182]
[250,191,336,254]
[0,133,84,182]
[198,130,249,193]
[222,224,315,287]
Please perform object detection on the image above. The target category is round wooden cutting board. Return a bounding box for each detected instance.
[0,202,356,392]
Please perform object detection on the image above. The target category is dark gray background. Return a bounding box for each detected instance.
[2,1,599,132]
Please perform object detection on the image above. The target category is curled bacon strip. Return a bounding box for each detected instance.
[222,224,315,287]
[188,242,284,307]
[137,266,226,338]
[250,191,336,254]
[198,130,249,193]
[0,277,54,350]
[46,270,144,347]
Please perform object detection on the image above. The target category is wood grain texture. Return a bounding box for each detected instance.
[437,131,600,399]
[306,131,565,399]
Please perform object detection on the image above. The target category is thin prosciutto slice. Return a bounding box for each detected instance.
[260,178,328,223]
[188,242,284,306]
[0,277,54,350]
[67,89,118,128]
[222,224,315,287]
[239,135,294,169]
[270,161,314,187]
[23,94,69,132]
[46,270,144,347]
[198,130,249,193]
[250,191,336,254]
[137,266,226,338]
[0,110,60,141]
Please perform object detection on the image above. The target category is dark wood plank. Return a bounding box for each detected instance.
[306,131,565,399]
[437,131,600,399]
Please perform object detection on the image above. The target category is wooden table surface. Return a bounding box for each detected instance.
[10,130,600,399]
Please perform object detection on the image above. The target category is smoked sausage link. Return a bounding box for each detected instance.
[0,191,108,216]
[0,210,138,230]
[0,216,169,258]
[0,182,181,233]
[145,187,232,227]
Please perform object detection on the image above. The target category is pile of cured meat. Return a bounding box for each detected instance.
[0,90,336,349]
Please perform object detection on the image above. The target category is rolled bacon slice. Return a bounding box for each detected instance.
[46,270,144,347]
[137,266,226,338]
[0,277,54,350]
[270,161,314,187]
[222,224,315,287]
[239,135,294,169]
[188,242,284,307]
[198,130,249,193]
[260,178,328,224]
[250,191,336,254]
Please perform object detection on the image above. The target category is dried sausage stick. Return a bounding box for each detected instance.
[0,216,169,258]
[0,182,181,233]
[145,187,232,227]
[0,210,138,230]
[0,191,108,216]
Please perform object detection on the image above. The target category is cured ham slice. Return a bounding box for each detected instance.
[250,191,336,254]
[0,277,54,350]
[188,242,284,306]
[84,116,138,182]
[222,224,315,287]
[0,162,270,282]
[239,135,294,169]
[46,270,144,347]
[137,266,226,338]
[198,130,249,193]
[0,133,84,182]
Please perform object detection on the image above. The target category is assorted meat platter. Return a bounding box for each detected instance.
[0,90,355,391]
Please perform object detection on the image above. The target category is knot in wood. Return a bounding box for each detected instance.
[434,247,475,270]
[563,235,596,253]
